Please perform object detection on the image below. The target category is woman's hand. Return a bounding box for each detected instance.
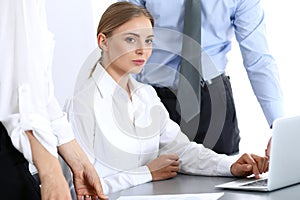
[58,140,108,200]
[25,131,72,199]
[230,153,269,178]
[147,154,180,181]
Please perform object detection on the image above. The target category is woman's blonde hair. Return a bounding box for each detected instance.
[97,2,154,38]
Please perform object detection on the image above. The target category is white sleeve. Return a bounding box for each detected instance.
[50,113,75,146]
[48,95,75,146]
[1,85,59,164]
[95,161,152,195]
[156,98,235,176]
[161,131,235,176]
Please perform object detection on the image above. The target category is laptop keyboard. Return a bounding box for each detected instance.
[243,179,268,187]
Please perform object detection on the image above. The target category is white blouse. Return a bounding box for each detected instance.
[0,0,74,163]
[66,63,236,194]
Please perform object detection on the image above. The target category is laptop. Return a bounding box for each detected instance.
[216,115,300,191]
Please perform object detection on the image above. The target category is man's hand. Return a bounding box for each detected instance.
[147,154,180,181]
[265,137,272,159]
[230,153,269,179]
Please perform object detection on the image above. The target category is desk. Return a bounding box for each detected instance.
[108,174,300,200]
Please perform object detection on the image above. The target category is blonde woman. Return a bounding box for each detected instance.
[66,2,268,195]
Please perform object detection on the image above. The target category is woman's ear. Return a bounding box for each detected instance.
[97,33,108,51]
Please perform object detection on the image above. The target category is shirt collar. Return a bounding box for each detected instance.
[91,62,142,99]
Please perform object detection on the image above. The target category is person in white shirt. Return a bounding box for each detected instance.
[66,2,268,195]
[0,0,107,199]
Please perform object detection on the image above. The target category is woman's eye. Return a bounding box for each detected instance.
[126,37,136,43]
[145,39,153,45]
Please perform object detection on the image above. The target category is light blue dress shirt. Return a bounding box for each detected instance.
[122,0,284,126]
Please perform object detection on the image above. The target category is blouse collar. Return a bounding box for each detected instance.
[91,62,142,99]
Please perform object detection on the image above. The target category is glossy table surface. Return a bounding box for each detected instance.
[108,174,300,200]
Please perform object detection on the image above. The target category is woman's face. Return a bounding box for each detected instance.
[100,16,154,79]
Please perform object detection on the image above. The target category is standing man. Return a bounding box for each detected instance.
[120,0,284,155]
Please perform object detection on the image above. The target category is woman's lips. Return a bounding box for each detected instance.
[132,59,145,66]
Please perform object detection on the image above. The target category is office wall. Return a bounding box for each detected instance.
[46,0,97,106]
[227,0,300,153]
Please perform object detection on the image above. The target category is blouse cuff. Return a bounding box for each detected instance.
[51,112,75,146]
[2,113,58,164]
[128,165,153,185]
[216,155,238,176]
